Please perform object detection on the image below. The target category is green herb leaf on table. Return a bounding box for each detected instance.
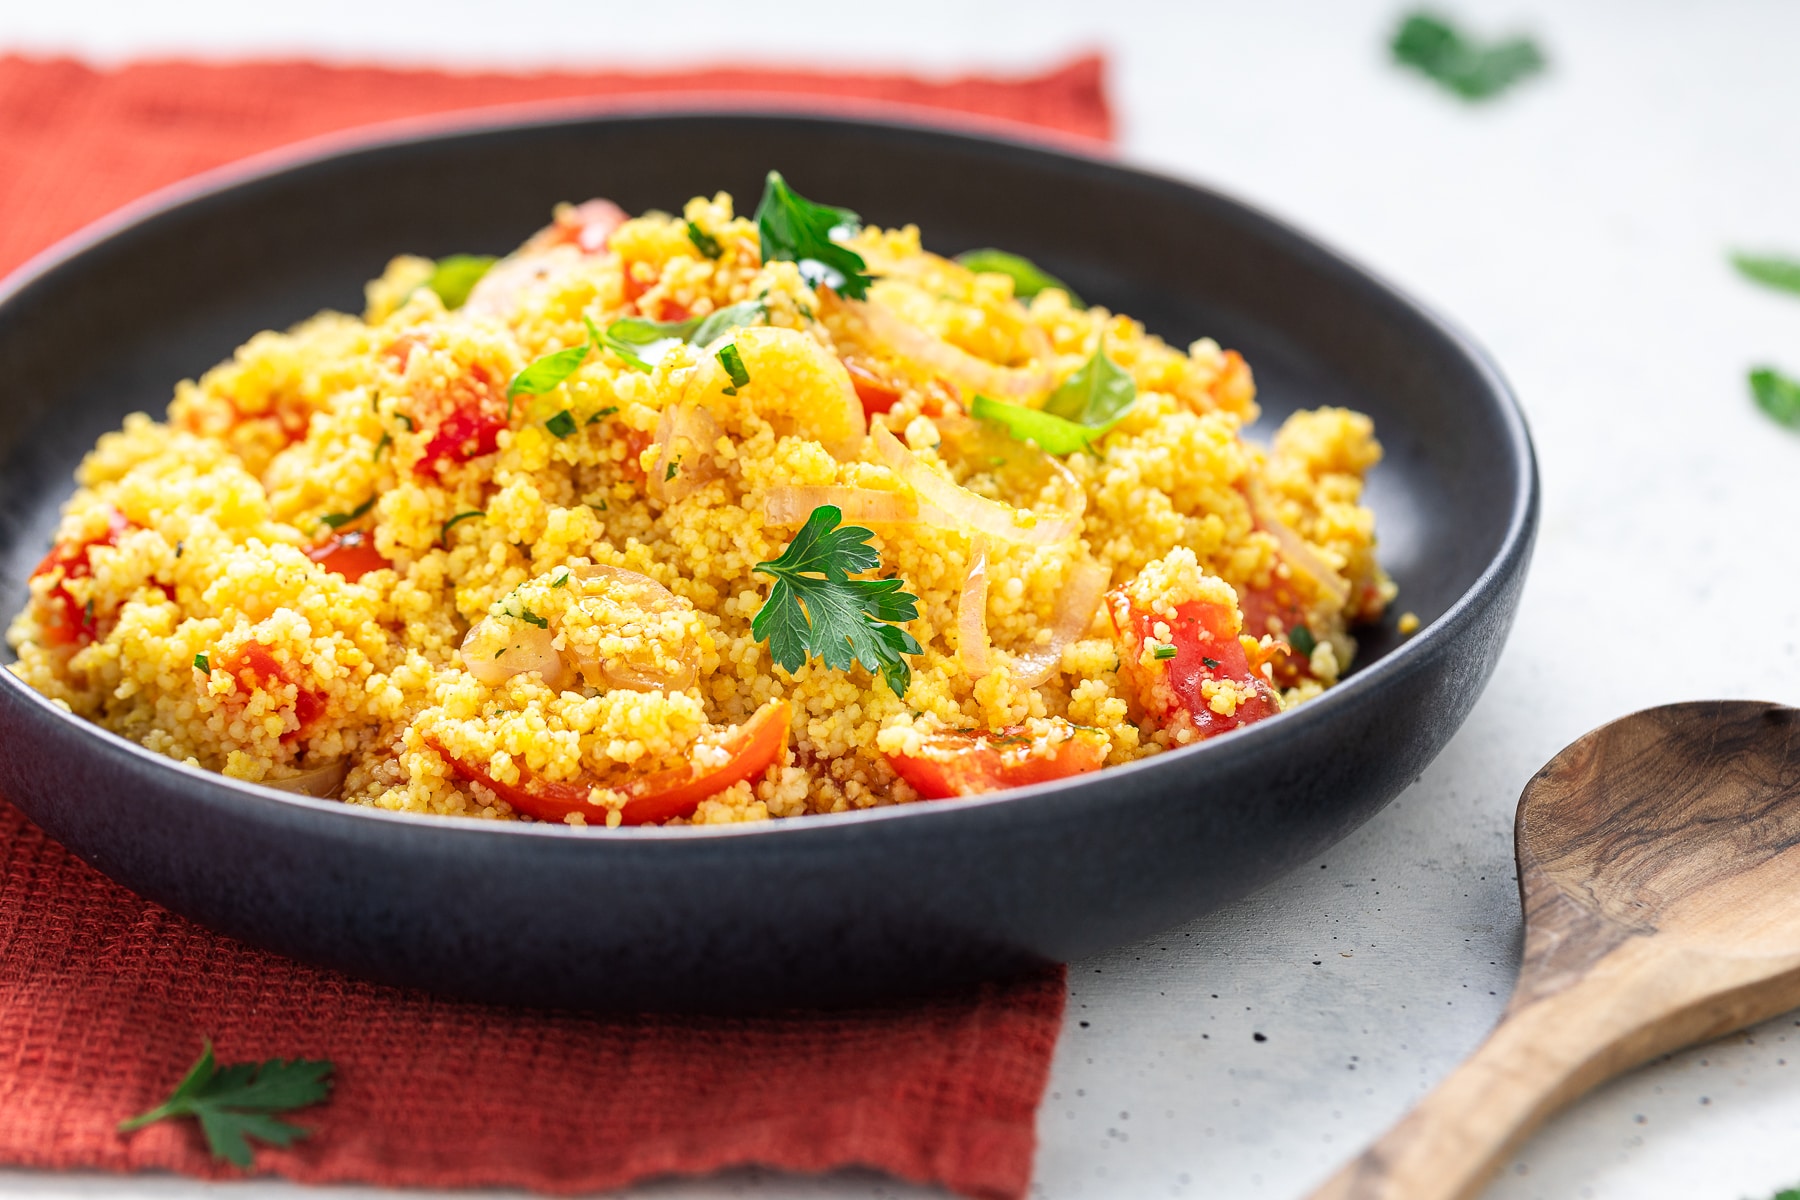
[752,505,923,699]
[753,171,874,300]
[319,496,376,529]
[955,248,1083,307]
[1391,11,1546,102]
[117,1041,333,1168]
[1731,252,1800,297]
[424,254,497,310]
[1750,367,1800,429]
[685,220,723,259]
[602,301,766,373]
[972,343,1138,455]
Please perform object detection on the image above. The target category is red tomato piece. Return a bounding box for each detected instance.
[1238,577,1312,688]
[223,643,325,742]
[29,508,133,646]
[417,366,507,479]
[540,198,627,254]
[428,699,791,827]
[1107,591,1280,741]
[885,719,1108,800]
[842,356,902,417]
[306,530,391,582]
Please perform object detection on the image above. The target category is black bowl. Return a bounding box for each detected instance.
[0,109,1536,1011]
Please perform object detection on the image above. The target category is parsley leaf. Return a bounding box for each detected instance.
[718,343,750,395]
[972,343,1137,455]
[545,409,578,439]
[1750,367,1800,429]
[117,1041,333,1168]
[507,322,596,412]
[686,220,723,259]
[425,255,497,310]
[1201,655,1221,670]
[753,171,874,300]
[601,301,766,373]
[1392,11,1545,102]
[1732,252,1800,297]
[1289,624,1318,656]
[751,505,922,698]
[319,496,375,529]
[955,248,1083,307]
[194,653,209,672]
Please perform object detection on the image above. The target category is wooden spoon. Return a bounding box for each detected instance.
[1309,700,1800,1200]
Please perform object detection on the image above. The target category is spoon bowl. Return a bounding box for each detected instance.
[1312,700,1800,1200]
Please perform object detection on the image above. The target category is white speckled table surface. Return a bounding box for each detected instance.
[2,1,1797,1197]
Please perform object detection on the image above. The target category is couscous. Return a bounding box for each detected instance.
[5,174,1395,826]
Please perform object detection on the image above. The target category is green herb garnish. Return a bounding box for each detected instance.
[751,505,922,698]
[718,343,750,395]
[319,496,376,529]
[587,405,620,425]
[440,510,485,540]
[397,413,415,431]
[117,1041,333,1168]
[551,571,570,588]
[753,171,874,300]
[1391,11,1545,102]
[194,653,209,672]
[507,317,601,414]
[601,301,765,373]
[972,343,1137,455]
[955,248,1083,307]
[424,254,497,310]
[545,409,578,439]
[1289,624,1318,656]
[665,457,681,482]
[1152,644,1177,661]
[519,609,548,629]
[686,220,723,259]
[1732,253,1800,297]
[1750,367,1800,429]
[372,431,391,462]
[1201,656,1221,670]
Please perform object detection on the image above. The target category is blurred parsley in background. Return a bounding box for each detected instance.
[1392,10,1545,101]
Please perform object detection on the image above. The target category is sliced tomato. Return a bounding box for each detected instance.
[223,642,326,742]
[428,699,791,826]
[307,529,391,582]
[885,719,1108,800]
[30,508,133,646]
[1238,576,1312,688]
[1108,591,1280,741]
[417,366,507,479]
[843,356,902,417]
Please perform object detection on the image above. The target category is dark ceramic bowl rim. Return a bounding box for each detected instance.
[0,102,1537,846]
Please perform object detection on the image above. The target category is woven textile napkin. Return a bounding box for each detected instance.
[0,52,1109,1199]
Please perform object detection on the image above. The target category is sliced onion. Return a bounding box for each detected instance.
[1246,480,1350,606]
[566,565,697,693]
[764,485,922,526]
[958,535,994,680]
[935,414,1086,523]
[1010,558,1111,687]
[647,403,724,505]
[262,757,350,799]
[461,243,585,321]
[872,423,1079,546]
[833,295,1055,399]
[461,619,574,691]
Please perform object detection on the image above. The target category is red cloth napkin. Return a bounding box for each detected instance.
[0,53,1110,1199]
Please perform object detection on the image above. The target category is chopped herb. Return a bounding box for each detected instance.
[194,653,209,672]
[973,343,1137,455]
[1289,624,1318,656]
[397,413,415,431]
[586,405,620,425]
[1732,253,1800,297]
[751,504,923,698]
[665,457,682,482]
[545,409,578,439]
[494,648,506,659]
[1750,367,1800,429]
[1392,11,1545,102]
[1201,656,1221,670]
[506,319,599,415]
[551,572,570,589]
[1153,644,1177,661]
[440,510,485,541]
[589,499,609,512]
[752,171,874,299]
[117,1041,333,1168]
[519,609,548,629]
[424,255,497,310]
[84,597,95,622]
[955,248,1083,307]
[601,301,765,373]
[372,431,391,461]
[717,343,750,395]
[175,541,184,559]
[685,220,723,259]
[320,496,376,529]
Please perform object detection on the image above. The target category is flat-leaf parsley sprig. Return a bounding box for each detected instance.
[752,505,922,698]
[118,1041,334,1168]
[753,171,875,300]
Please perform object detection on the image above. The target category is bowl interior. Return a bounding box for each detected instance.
[0,110,1517,708]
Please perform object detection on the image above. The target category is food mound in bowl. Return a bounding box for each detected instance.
[5,173,1395,826]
